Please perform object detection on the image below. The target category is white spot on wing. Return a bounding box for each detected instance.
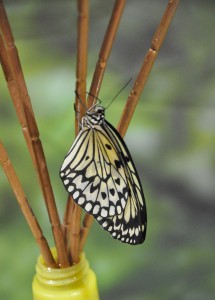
[93,205,100,215]
[108,226,113,232]
[101,209,108,217]
[78,197,85,205]
[135,228,139,236]
[122,229,128,236]
[73,191,80,199]
[109,206,115,216]
[129,228,135,236]
[117,206,122,214]
[67,173,76,178]
[68,186,74,192]
[85,203,92,212]
[65,169,70,175]
[121,198,126,208]
[102,221,108,228]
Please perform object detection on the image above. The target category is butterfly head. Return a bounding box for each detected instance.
[86,105,105,126]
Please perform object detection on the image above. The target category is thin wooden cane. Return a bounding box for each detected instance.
[80,0,180,250]
[75,0,89,127]
[62,194,75,240]
[0,142,57,268]
[118,0,180,136]
[69,0,89,264]
[79,0,126,252]
[0,34,34,161]
[79,213,94,251]
[0,1,69,267]
[69,203,82,264]
[62,0,89,264]
[62,194,75,263]
[87,0,126,107]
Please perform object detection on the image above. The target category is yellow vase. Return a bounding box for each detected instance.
[32,249,99,300]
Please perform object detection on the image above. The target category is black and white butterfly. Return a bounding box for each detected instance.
[60,101,147,244]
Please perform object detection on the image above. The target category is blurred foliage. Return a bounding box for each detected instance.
[0,0,215,299]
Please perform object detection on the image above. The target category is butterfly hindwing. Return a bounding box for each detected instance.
[96,121,147,244]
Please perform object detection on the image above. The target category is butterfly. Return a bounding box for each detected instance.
[60,100,147,244]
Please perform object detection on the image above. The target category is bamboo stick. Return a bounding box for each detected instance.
[0,142,57,268]
[80,0,180,249]
[87,0,126,107]
[0,0,69,267]
[69,204,82,264]
[0,34,34,159]
[118,0,180,136]
[69,0,89,264]
[75,0,89,130]
[62,194,76,264]
[80,213,94,252]
[79,0,126,251]
[62,0,89,264]
[62,194,75,240]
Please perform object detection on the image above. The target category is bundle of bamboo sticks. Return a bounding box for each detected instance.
[0,0,179,268]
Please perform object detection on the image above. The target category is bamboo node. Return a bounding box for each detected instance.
[99,60,106,68]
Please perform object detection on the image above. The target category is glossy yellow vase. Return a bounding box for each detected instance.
[32,249,99,300]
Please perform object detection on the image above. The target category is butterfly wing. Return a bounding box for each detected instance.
[95,120,147,244]
[60,125,129,218]
[60,117,147,245]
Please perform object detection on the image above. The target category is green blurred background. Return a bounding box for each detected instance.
[0,0,215,299]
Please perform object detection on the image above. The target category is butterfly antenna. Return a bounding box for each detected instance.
[86,92,102,105]
[105,77,132,109]
[75,90,87,109]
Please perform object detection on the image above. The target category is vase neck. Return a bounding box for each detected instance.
[36,250,89,286]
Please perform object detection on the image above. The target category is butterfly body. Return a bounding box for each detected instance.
[60,103,147,244]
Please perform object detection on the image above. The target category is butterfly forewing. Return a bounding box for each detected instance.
[60,125,129,219]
